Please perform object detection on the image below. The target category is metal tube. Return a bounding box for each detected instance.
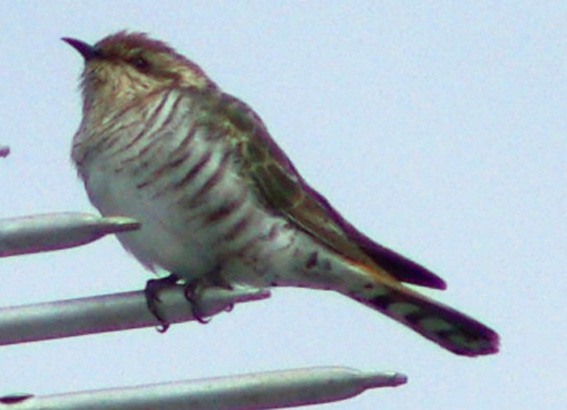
[0,367,407,410]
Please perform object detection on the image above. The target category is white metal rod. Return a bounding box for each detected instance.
[0,285,269,346]
[0,213,140,257]
[0,367,407,410]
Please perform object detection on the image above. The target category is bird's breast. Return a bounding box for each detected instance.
[75,89,297,281]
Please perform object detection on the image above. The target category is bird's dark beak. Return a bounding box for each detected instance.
[62,37,101,61]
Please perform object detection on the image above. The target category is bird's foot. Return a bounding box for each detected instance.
[144,273,180,332]
[184,273,234,323]
[183,279,212,324]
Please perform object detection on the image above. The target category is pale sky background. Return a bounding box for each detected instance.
[1,2,566,409]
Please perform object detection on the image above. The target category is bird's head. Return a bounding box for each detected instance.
[63,31,216,113]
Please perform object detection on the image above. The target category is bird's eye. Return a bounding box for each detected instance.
[131,56,151,71]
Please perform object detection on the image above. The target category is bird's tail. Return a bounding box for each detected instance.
[346,280,499,356]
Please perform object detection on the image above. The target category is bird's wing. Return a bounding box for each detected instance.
[214,92,446,290]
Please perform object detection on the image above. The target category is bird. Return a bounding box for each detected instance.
[63,31,499,356]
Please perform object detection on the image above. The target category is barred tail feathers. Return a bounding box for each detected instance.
[348,281,499,356]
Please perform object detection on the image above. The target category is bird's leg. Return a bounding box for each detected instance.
[144,273,180,332]
[184,279,210,324]
[212,271,235,312]
[184,267,234,323]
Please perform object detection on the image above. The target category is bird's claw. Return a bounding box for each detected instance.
[184,280,212,324]
[146,271,235,326]
[144,274,179,332]
[183,272,237,323]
